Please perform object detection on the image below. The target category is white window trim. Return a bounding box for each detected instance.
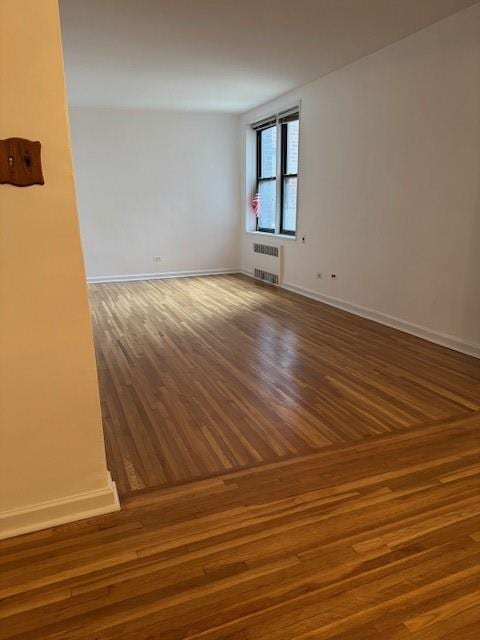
[246,230,297,241]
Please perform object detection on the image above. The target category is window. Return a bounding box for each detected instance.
[253,110,299,236]
[256,123,277,233]
[280,117,299,235]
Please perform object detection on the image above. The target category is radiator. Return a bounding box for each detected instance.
[252,242,283,285]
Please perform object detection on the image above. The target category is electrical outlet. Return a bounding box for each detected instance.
[153,256,162,263]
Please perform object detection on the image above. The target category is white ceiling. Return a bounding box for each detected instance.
[60,0,478,113]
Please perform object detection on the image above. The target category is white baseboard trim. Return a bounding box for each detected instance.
[241,270,480,359]
[0,472,120,541]
[87,268,241,284]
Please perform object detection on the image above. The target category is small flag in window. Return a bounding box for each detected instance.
[251,191,260,217]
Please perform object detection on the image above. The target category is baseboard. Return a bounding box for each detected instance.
[87,268,241,284]
[0,472,120,540]
[241,270,480,359]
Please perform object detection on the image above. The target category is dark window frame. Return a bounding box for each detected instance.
[279,118,298,236]
[254,112,299,236]
[256,125,276,234]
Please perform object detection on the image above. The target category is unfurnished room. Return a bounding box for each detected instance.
[1,0,480,638]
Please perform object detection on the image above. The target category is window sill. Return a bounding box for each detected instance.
[245,231,297,241]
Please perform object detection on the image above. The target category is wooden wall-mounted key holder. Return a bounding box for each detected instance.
[0,137,45,187]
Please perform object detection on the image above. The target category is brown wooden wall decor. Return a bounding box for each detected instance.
[0,137,44,187]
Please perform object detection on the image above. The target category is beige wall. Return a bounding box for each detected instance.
[0,0,117,537]
[241,4,480,355]
[69,107,240,280]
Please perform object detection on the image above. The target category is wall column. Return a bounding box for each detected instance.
[0,0,119,539]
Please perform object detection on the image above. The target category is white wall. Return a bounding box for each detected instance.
[69,108,240,279]
[0,0,118,539]
[241,4,480,355]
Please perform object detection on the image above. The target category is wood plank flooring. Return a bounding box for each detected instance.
[89,275,480,496]
[1,413,480,638]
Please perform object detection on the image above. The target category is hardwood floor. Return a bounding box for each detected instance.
[2,275,480,638]
[89,274,480,496]
[1,414,480,638]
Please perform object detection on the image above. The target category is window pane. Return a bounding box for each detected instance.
[282,177,297,233]
[286,120,299,175]
[258,180,276,230]
[260,126,277,178]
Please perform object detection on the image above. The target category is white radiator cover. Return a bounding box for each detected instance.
[251,242,283,285]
